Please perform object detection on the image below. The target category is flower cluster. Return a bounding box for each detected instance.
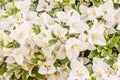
[0,0,120,80]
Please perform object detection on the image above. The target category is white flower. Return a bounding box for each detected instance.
[10,23,31,44]
[56,11,69,23]
[66,38,87,61]
[92,58,115,80]
[56,44,67,59]
[88,20,106,46]
[87,7,98,20]
[79,33,96,50]
[38,59,56,74]
[5,56,15,64]
[14,0,31,13]
[79,4,88,20]
[116,23,120,30]
[52,23,68,38]
[97,0,115,26]
[12,46,29,65]
[68,19,89,33]
[41,12,55,26]
[68,59,89,80]
[36,0,54,12]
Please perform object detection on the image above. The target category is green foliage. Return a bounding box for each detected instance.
[92,0,101,7]
[90,76,96,80]
[0,62,7,76]
[101,48,112,57]
[31,66,46,80]
[4,30,11,35]
[54,57,70,68]
[22,70,28,80]
[6,65,20,76]
[29,0,39,11]
[107,36,120,48]
[86,64,93,75]
[105,54,117,65]
[51,31,57,38]
[88,50,98,58]
[48,39,58,46]
[7,0,14,2]
[0,40,4,49]
[30,58,39,64]
[6,7,19,16]
[63,0,70,3]
[6,40,20,48]
[32,24,41,35]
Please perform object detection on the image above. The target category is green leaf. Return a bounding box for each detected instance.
[6,65,20,76]
[54,57,70,68]
[48,39,58,47]
[90,76,96,80]
[29,4,37,11]
[105,54,117,65]
[101,49,112,57]
[63,0,70,3]
[6,40,20,48]
[22,70,28,80]
[86,64,93,75]
[32,66,45,79]
[6,7,19,16]
[30,58,39,64]
[86,20,93,28]
[92,0,101,7]
[115,42,120,52]
[0,41,4,49]
[0,62,7,76]
[4,30,11,35]
[97,45,103,53]
[0,15,8,18]
[88,50,98,58]
[32,24,41,35]
[51,31,57,38]
[107,36,120,48]
[7,0,14,2]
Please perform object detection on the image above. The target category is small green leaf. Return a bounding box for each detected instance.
[54,57,70,68]
[86,64,93,75]
[63,0,70,3]
[101,49,112,57]
[4,30,11,35]
[6,7,19,16]
[92,0,101,7]
[48,39,58,46]
[22,70,28,80]
[86,20,93,28]
[0,41,4,49]
[0,62,7,76]
[51,31,57,38]
[30,58,39,64]
[88,50,98,58]
[7,0,14,2]
[107,36,120,48]
[6,65,20,76]
[32,66,45,79]
[32,24,41,35]
[97,45,103,53]
[115,42,120,52]
[29,4,37,11]
[0,15,8,18]
[105,54,117,65]
[6,40,20,48]
[90,76,96,80]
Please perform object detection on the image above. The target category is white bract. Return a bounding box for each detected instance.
[0,0,120,80]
